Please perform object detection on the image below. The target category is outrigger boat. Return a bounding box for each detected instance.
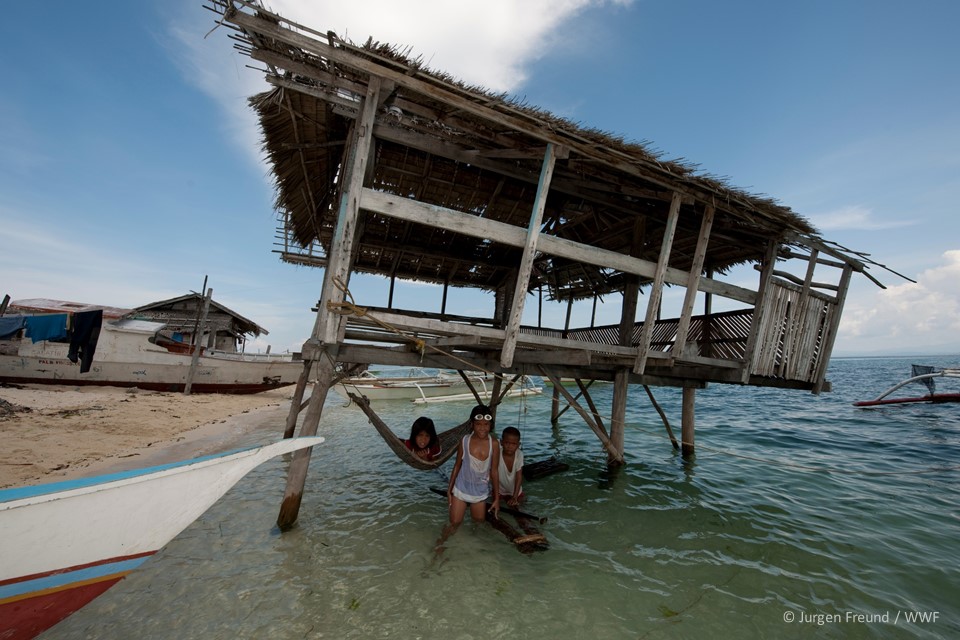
[335,369,543,404]
[0,437,323,640]
[853,365,960,407]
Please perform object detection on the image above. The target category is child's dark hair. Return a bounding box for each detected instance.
[409,416,438,447]
[501,426,520,440]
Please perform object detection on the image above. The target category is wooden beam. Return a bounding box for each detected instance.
[813,264,853,393]
[359,188,758,304]
[347,308,639,357]
[634,191,682,374]
[681,386,696,457]
[538,366,622,463]
[501,143,557,367]
[316,77,381,345]
[276,78,380,531]
[740,240,780,383]
[671,204,714,363]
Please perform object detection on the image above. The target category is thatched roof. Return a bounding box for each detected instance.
[218,1,820,301]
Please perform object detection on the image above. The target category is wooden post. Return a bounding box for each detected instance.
[276,77,381,531]
[812,264,853,393]
[551,383,561,424]
[184,287,212,395]
[540,366,621,463]
[634,191,682,374]
[277,355,336,530]
[611,370,629,466]
[681,386,696,458]
[0,294,10,316]
[501,143,558,368]
[671,204,714,361]
[703,268,714,358]
[282,359,314,439]
[610,216,644,458]
[740,240,779,383]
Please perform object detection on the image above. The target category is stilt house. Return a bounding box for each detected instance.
[211,1,890,528]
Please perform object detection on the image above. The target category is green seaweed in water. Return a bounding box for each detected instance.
[349,597,361,610]
[658,605,680,618]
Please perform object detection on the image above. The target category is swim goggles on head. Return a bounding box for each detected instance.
[473,413,493,421]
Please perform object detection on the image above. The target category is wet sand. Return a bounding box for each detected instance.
[0,383,302,489]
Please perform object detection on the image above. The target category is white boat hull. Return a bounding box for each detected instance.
[335,370,543,404]
[0,320,304,394]
[0,437,323,640]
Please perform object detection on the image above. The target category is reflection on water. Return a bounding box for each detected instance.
[43,357,959,639]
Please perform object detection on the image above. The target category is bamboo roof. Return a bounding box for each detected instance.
[216,1,822,302]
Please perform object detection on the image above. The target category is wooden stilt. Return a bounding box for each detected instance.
[282,359,314,438]
[643,385,680,450]
[277,354,336,530]
[550,384,560,424]
[681,386,696,458]
[540,366,622,463]
[610,370,628,466]
[276,77,382,531]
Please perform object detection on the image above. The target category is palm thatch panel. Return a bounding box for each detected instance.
[226,1,820,303]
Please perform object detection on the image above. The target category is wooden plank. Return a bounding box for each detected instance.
[347,308,638,357]
[501,143,557,368]
[634,192,682,374]
[359,188,758,305]
[317,77,381,345]
[671,204,714,362]
[740,240,779,382]
[538,367,621,462]
[813,264,853,393]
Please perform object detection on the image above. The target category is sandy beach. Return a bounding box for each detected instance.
[0,383,303,489]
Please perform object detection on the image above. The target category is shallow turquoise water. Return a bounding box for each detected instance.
[43,356,959,639]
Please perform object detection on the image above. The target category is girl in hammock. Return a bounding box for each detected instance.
[446,404,501,526]
[404,416,441,461]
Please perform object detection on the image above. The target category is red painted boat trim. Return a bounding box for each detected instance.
[853,393,960,407]
[0,551,155,589]
[0,551,157,640]
[0,575,125,640]
[0,375,291,395]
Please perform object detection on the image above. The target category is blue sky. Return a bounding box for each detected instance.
[1,1,958,357]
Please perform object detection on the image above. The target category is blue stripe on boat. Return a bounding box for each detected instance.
[0,555,153,601]
[0,446,255,503]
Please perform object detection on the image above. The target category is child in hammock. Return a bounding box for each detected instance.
[404,416,442,461]
[498,426,524,507]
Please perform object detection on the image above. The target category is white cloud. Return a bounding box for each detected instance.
[838,250,960,353]
[267,0,630,93]
[809,204,915,231]
[170,0,634,197]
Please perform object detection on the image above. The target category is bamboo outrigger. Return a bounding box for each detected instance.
[209,1,903,530]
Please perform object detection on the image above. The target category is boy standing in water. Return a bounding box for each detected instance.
[498,426,524,507]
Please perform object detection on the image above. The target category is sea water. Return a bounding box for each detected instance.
[42,357,959,639]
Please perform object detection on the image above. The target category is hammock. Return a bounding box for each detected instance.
[348,393,472,470]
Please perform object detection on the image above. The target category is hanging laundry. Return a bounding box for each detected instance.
[68,309,103,373]
[25,314,69,343]
[0,315,27,340]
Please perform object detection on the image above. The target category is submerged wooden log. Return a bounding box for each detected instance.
[523,457,569,481]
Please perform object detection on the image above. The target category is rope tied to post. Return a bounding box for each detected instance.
[327,277,426,356]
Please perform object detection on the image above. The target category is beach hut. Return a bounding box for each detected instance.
[209,1,898,529]
[133,292,270,353]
